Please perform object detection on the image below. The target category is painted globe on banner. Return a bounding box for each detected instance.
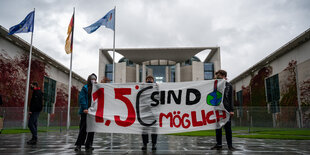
[207,91,222,106]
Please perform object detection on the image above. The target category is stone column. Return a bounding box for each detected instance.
[175,63,181,82]
[165,66,169,82]
[136,64,140,82]
[142,64,146,82]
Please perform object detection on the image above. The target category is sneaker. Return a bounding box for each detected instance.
[228,146,236,151]
[210,145,222,150]
[152,144,157,151]
[85,146,94,151]
[74,145,81,151]
[141,144,147,151]
[27,139,37,145]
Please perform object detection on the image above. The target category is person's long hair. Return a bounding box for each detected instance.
[87,73,97,108]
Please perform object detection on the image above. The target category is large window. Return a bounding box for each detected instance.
[265,74,280,113]
[236,90,243,105]
[170,66,175,82]
[236,90,243,117]
[43,77,56,113]
[204,63,214,80]
[147,65,166,83]
[105,64,113,82]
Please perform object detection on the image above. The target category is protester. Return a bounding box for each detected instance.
[74,73,97,151]
[101,76,111,83]
[211,70,236,151]
[27,82,43,145]
[141,75,158,151]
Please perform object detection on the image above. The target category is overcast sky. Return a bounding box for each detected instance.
[1,0,310,80]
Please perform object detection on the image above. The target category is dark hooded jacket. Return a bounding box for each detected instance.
[30,88,43,112]
[223,82,234,112]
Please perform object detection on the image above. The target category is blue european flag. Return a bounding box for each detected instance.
[84,9,115,34]
[8,11,35,35]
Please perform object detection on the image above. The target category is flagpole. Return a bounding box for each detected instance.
[112,6,116,83]
[23,8,35,129]
[67,7,75,130]
[111,6,116,150]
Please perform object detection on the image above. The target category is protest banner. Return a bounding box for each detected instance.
[87,80,229,134]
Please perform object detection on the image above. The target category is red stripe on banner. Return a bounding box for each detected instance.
[93,88,105,123]
[214,80,218,91]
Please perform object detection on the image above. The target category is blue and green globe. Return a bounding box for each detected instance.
[206,91,222,106]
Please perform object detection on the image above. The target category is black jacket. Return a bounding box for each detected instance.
[30,88,43,112]
[223,82,234,112]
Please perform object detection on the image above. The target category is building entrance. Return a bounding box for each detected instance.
[147,65,166,83]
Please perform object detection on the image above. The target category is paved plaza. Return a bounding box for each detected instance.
[0,130,310,154]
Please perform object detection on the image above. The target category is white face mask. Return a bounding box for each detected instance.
[91,79,96,84]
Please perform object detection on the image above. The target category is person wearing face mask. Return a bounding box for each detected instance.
[141,75,158,151]
[210,70,236,151]
[27,82,43,145]
[75,73,97,152]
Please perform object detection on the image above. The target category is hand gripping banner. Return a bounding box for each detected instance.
[87,80,229,134]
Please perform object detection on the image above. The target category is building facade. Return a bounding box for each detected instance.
[98,47,221,83]
[0,26,86,127]
[231,28,310,128]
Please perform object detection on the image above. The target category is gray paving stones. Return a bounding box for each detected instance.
[0,130,310,154]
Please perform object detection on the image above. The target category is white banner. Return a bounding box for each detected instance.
[87,80,229,134]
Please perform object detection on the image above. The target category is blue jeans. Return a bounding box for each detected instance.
[28,112,40,140]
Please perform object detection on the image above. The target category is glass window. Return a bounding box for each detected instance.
[106,64,113,72]
[184,60,191,66]
[146,65,166,82]
[43,77,56,113]
[105,73,113,83]
[204,72,213,80]
[170,66,175,82]
[105,64,113,82]
[266,74,280,102]
[236,90,243,106]
[204,63,214,72]
[236,90,243,117]
[265,74,280,113]
[204,63,214,80]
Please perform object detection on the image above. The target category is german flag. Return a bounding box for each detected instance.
[65,12,74,54]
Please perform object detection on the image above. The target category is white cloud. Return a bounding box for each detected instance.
[0,0,309,80]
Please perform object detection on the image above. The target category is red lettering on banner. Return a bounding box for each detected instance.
[191,111,203,127]
[201,110,207,125]
[216,110,227,122]
[159,110,227,128]
[201,110,216,125]
[206,110,216,124]
[159,112,173,127]
[114,88,136,127]
[172,111,182,128]
[93,88,105,123]
[181,113,191,128]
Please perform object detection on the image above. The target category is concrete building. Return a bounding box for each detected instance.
[98,47,221,83]
[0,25,86,127]
[230,28,310,128]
